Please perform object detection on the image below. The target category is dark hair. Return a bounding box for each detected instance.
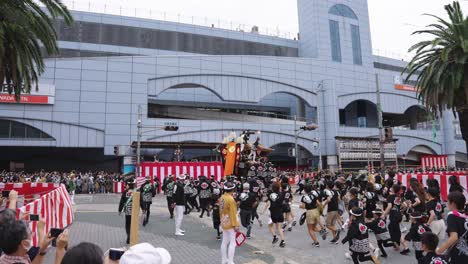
[427,187,440,199]
[61,242,103,264]
[449,176,465,191]
[271,182,280,193]
[421,232,438,251]
[349,188,358,197]
[374,175,382,184]
[448,191,466,210]
[304,184,312,194]
[326,181,334,189]
[366,182,374,192]
[392,184,401,194]
[426,179,440,190]
[0,220,29,254]
[410,180,426,208]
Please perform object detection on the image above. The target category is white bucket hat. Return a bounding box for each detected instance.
[120,243,171,264]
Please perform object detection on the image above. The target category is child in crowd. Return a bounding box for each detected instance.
[400,211,432,261]
[418,232,448,264]
[365,209,395,258]
[342,207,380,264]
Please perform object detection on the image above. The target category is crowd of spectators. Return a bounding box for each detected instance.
[0,170,125,194]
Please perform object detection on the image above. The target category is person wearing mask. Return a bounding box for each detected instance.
[220,181,240,264]
[139,176,156,227]
[173,174,187,236]
[118,178,136,244]
[425,187,446,241]
[436,191,468,264]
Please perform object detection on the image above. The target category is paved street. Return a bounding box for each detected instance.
[44,193,423,264]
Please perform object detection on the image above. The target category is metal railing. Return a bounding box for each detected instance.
[55,0,297,40]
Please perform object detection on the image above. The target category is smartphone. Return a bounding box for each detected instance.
[29,214,39,221]
[2,190,10,197]
[50,228,64,247]
[109,248,125,260]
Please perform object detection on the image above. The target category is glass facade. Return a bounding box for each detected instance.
[351,25,362,65]
[0,120,53,139]
[54,20,298,57]
[329,20,342,62]
[329,4,358,20]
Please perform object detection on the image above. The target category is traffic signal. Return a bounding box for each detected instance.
[164,126,179,131]
[114,146,119,156]
[384,127,393,142]
[300,124,319,131]
[288,147,296,157]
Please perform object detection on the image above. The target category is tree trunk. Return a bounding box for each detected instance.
[458,109,468,161]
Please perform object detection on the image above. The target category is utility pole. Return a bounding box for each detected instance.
[294,115,299,173]
[375,74,385,171]
[316,83,323,171]
[136,105,142,178]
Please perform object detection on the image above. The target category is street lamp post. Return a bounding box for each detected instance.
[294,115,299,173]
[136,105,142,178]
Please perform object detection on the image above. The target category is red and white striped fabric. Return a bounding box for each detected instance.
[421,155,448,169]
[11,184,74,247]
[396,173,468,201]
[140,162,224,185]
[113,181,125,193]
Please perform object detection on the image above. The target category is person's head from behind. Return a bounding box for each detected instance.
[304,184,312,194]
[61,242,103,264]
[447,191,466,211]
[391,184,401,195]
[421,232,438,253]
[271,182,280,193]
[449,175,459,186]
[349,188,358,199]
[223,181,236,194]
[427,187,439,200]
[0,220,31,256]
[349,207,363,222]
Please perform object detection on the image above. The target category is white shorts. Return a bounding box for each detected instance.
[430,219,446,241]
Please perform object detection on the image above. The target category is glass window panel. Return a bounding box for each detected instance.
[10,122,26,138]
[329,20,342,62]
[0,120,10,137]
[26,126,41,138]
[329,4,358,20]
[351,25,363,65]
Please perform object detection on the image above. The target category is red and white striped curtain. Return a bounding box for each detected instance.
[421,155,448,169]
[140,162,224,185]
[3,184,74,247]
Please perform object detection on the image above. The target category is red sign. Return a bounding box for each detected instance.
[0,94,51,104]
[395,84,417,92]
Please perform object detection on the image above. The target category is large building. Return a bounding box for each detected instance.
[0,0,466,171]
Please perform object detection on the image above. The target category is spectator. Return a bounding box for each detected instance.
[61,242,103,264]
[449,176,465,193]
[0,220,53,264]
[120,243,171,264]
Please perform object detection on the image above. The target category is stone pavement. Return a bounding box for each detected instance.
[43,193,421,264]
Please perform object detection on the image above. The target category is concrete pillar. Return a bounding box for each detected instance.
[442,110,456,167]
[320,80,339,170]
[409,111,418,130]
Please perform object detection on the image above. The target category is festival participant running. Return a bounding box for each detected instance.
[364,183,378,221]
[263,182,286,247]
[118,178,136,244]
[173,174,187,236]
[281,183,294,232]
[436,191,468,264]
[163,176,175,219]
[250,177,263,227]
[418,232,448,264]
[238,182,257,238]
[211,188,222,240]
[381,184,405,250]
[300,184,322,247]
[425,187,446,241]
[220,182,240,264]
[365,209,394,258]
[139,175,156,226]
[400,211,431,261]
[323,181,341,244]
[342,207,380,264]
[198,176,213,218]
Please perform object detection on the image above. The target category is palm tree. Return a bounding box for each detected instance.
[405,1,468,158]
[0,0,72,100]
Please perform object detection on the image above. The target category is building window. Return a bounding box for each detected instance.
[351,25,362,65]
[329,20,342,62]
[0,119,53,139]
[329,4,358,20]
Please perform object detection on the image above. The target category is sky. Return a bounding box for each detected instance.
[67,0,468,59]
